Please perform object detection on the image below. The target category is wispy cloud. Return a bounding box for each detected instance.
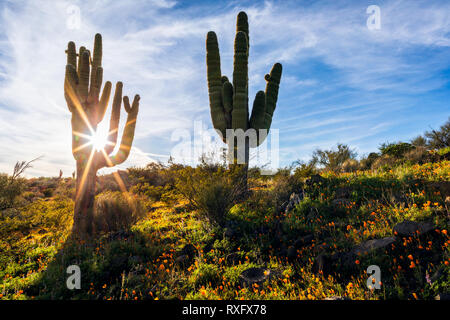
[0,0,449,176]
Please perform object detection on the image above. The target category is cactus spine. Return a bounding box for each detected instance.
[64,34,140,238]
[206,12,282,175]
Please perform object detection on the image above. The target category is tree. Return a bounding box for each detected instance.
[312,143,357,172]
[425,118,450,149]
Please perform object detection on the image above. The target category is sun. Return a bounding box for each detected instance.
[90,126,109,151]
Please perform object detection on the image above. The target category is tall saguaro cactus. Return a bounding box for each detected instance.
[64,34,140,238]
[206,11,282,175]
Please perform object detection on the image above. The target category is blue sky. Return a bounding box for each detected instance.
[0,0,449,177]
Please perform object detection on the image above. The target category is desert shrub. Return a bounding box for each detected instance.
[128,163,176,201]
[293,160,317,179]
[341,159,360,173]
[379,142,415,158]
[411,135,428,147]
[270,168,303,213]
[97,170,132,193]
[371,154,396,171]
[128,163,173,187]
[312,143,357,172]
[404,146,429,164]
[360,152,380,170]
[173,163,246,228]
[0,174,26,210]
[437,146,450,157]
[93,191,146,234]
[189,263,220,287]
[424,117,450,149]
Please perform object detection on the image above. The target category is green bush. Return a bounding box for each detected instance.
[189,263,220,287]
[312,143,357,172]
[93,191,146,234]
[379,142,415,158]
[174,163,246,228]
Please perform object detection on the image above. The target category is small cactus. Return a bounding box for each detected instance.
[206,11,282,170]
[64,33,140,238]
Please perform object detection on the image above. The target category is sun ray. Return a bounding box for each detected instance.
[75,149,96,202]
[100,148,128,193]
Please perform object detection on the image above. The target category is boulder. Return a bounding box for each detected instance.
[285,192,303,213]
[314,237,396,274]
[239,267,280,287]
[293,234,314,248]
[352,237,396,256]
[393,220,435,237]
[428,181,450,198]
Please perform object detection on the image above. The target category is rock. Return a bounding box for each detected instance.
[393,220,435,237]
[285,192,303,213]
[239,267,280,287]
[312,254,330,274]
[429,181,450,198]
[293,234,314,248]
[352,237,396,256]
[314,237,396,274]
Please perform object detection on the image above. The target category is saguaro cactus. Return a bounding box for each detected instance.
[206,11,282,173]
[64,34,140,238]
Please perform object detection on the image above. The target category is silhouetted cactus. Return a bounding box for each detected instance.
[206,11,282,172]
[64,33,140,238]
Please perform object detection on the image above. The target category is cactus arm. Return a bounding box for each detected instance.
[249,90,266,131]
[236,11,249,53]
[222,80,233,129]
[95,80,111,125]
[231,31,249,131]
[89,33,102,93]
[263,63,282,130]
[77,47,85,78]
[206,31,227,137]
[64,65,78,112]
[98,95,140,168]
[104,82,122,155]
[67,41,77,70]
[77,50,90,103]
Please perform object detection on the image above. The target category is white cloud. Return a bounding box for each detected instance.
[0,0,449,176]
